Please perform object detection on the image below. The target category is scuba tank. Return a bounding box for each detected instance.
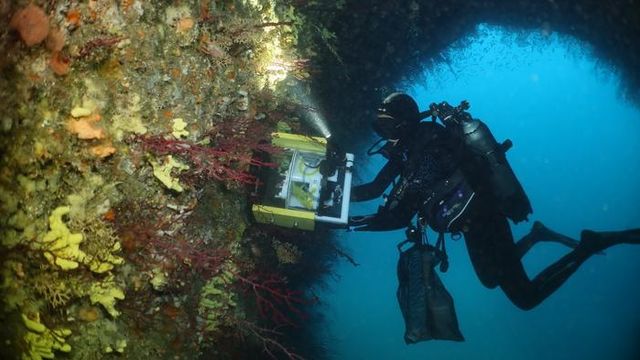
[428,101,532,223]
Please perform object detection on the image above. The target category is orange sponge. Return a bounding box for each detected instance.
[10,4,50,47]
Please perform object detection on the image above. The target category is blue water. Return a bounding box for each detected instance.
[321,24,640,360]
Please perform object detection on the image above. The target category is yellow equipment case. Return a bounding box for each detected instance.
[251,133,354,231]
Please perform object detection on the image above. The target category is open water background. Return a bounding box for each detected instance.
[321,24,640,360]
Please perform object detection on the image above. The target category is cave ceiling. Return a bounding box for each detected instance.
[304,0,640,146]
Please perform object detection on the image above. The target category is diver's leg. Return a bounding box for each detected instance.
[500,227,640,310]
[498,244,592,310]
[462,197,640,310]
[461,202,511,290]
[463,197,588,310]
[516,221,580,259]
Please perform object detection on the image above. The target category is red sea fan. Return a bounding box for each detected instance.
[137,135,277,185]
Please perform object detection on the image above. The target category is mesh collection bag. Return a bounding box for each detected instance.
[396,242,464,343]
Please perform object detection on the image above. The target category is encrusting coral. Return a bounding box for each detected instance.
[33,274,73,309]
[87,275,125,318]
[0,0,331,358]
[34,206,123,273]
[70,107,92,118]
[273,240,301,265]
[150,155,190,192]
[37,206,86,271]
[49,52,71,76]
[172,118,189,139]
[74,215,125,274]
[110,93,147,141]
[1,260,28,312]
[66,113,105,140]
[198,262,237,333]
[21,312,72,360]
[46,28,65,53]
[90,143,117,158]
[104,339,127,354]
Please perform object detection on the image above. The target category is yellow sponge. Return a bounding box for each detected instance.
[40,206,86,270]
[21,312,72,360]
[36,206,123,273]
[88,275,125,318]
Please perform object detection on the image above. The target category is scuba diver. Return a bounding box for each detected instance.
[349,92,640,316]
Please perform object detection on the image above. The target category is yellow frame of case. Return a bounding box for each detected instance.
[251,133,327,231]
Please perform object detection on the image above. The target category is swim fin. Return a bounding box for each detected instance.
[580,228,640,254]
[397,242,464,343]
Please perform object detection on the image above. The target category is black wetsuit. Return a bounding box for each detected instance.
[352,121,640,310]
[351,121,460,230]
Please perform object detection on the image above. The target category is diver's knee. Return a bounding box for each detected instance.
[500,285,538,311]
[510,297,537,311]
[477,275,499,289]
[466,250,500,289]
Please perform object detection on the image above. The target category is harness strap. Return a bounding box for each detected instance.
[436,232,449,273]
[421,169,467,216]
[397,225,450,274]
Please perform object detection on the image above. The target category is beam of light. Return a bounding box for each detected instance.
[307,108,332,138]
[241,0,331,137]
[245,0,291,90]
[289,85,332,138]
